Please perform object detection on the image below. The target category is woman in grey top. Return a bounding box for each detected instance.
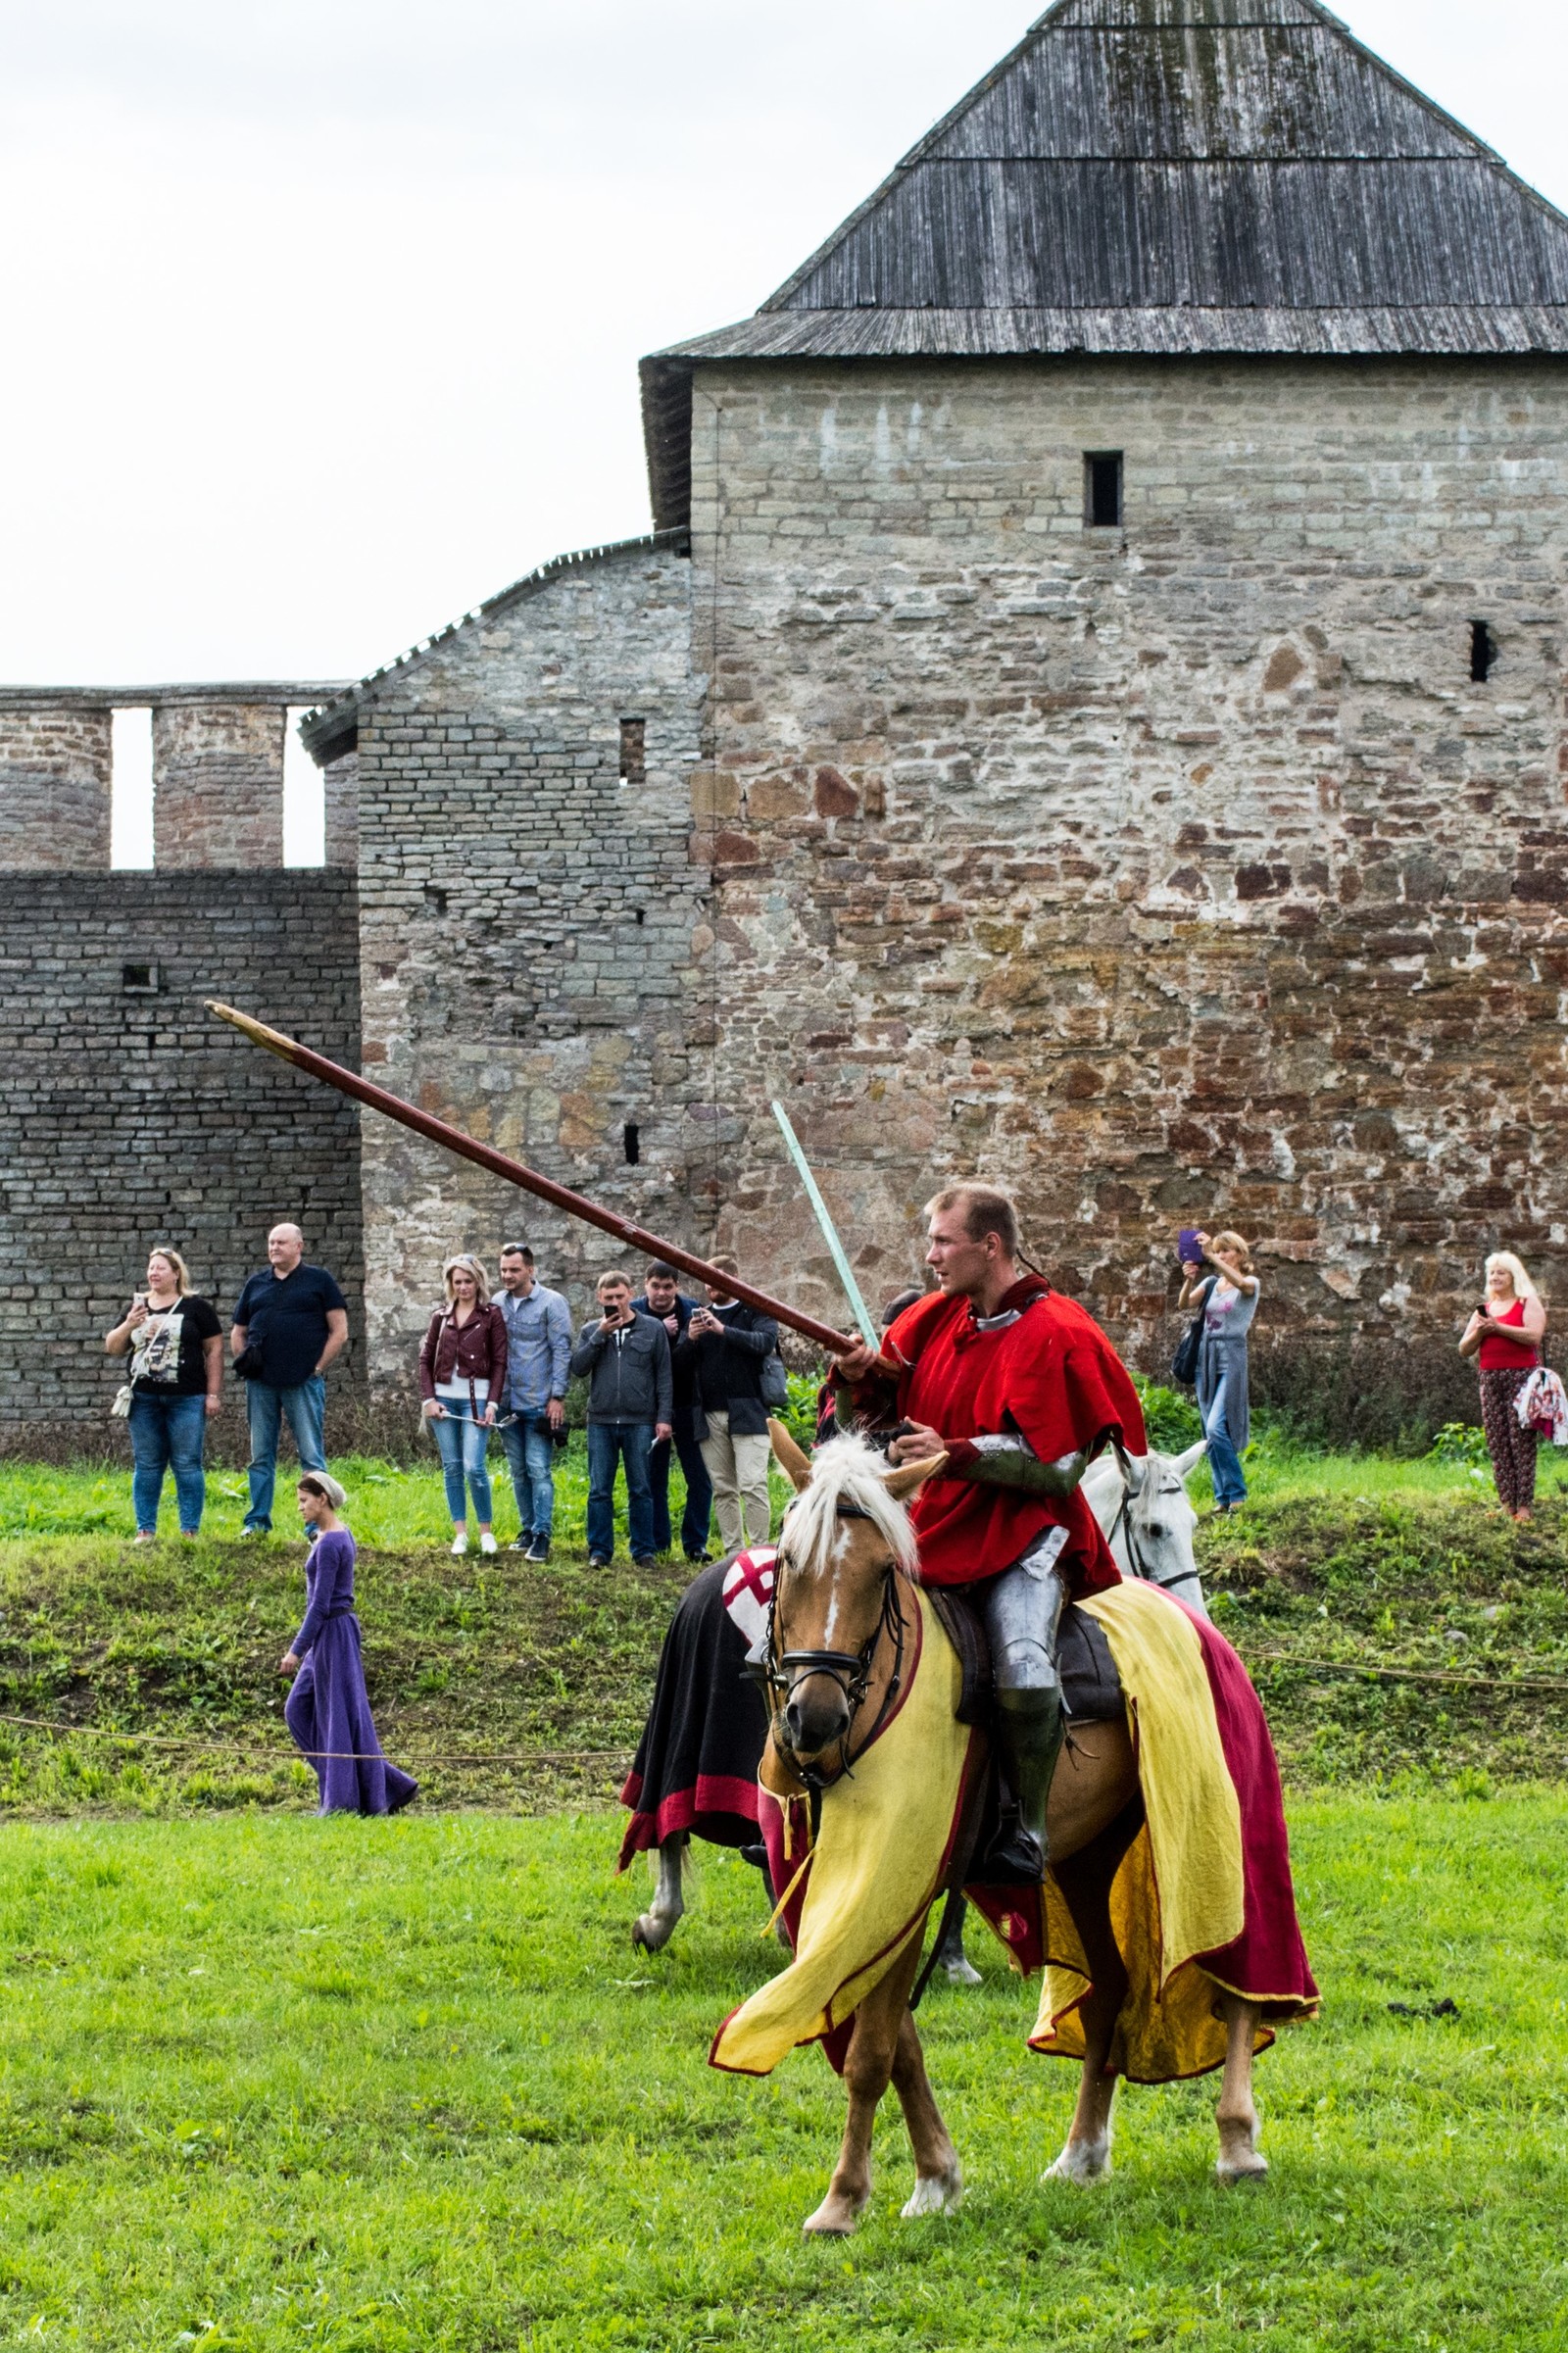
[1179,1230,1260,1514]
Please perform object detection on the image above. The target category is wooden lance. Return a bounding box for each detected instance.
[204,1003,859,1356]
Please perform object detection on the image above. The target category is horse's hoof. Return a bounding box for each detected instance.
[803,2195,865,2236]
[942,1956,983,1987]
[1215,2113,1267,2183]
[902,2166,963,2219]
[632,1913,672,1953]
[1043,2140,1111,2186]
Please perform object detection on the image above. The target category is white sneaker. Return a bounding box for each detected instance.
[478,1531,498,1555]
[451,1534,468,1557]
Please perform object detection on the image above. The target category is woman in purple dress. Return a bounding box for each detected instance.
[281,1474,417,1816]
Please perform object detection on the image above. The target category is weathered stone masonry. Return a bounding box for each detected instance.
[0,872,363,1424]
[343,536,709,1388]
[690,359,1568,1352]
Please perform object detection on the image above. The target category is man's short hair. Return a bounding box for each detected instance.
[499,1243,534,1263]
[709,1252,740,1277]
[597,1268,632,1291]
[645,1261,678,1282]
[924,1184,1020,1258]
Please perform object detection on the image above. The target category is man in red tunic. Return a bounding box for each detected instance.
[832,1183,1146,1881]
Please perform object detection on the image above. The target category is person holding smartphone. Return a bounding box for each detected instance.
[678,1255,779,1556]
[1459,1251,1546,1522]
[104,1247,223,1542]
[569,1270,673,1568]
[1178,1229,1259,1514]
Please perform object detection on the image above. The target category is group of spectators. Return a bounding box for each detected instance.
[105,1215,1553,1545]
[414,1248,778,1566]
[106,1227,782,1562]
[106,1224,346,1543]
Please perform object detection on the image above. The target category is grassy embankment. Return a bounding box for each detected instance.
[0,1428,1564,1810]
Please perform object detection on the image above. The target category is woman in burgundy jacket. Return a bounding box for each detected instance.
[419,1254,509,1555]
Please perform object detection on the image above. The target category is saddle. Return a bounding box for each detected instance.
[927,1587,1122,1727]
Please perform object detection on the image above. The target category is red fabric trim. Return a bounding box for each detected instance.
[1180,1598,1319,2012]
[616,1772,763,1873]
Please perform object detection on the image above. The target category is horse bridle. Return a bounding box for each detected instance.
[765,1502,907,1793]
[1107,1442,1193,1592]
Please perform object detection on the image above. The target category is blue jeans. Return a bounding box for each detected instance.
[128,1390,209,1533]
[499,1415,558,1538]
[649,1424,713,1557]
[431,1405,495,1526]
[586,1421,655,1561]
[1203,1372,1250,1505]
[244,1375,327,1532]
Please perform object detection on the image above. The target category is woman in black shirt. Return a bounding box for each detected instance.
[105,1247,223,1541]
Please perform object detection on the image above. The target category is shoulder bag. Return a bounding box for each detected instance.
[1169,1278,1214,1391]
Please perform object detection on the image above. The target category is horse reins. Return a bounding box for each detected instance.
[765,1502,907,1794]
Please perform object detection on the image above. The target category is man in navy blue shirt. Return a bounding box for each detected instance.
[635,1262,713,1562]
[230,1223,348,1536]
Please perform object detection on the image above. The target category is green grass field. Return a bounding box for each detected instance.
[3,1796,1565,2351]
[1,1439,1565,2347]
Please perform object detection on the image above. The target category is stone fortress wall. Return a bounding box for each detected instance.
[0,685,364,1427]
[689,358,1568,1361]
[339,535,710,1392]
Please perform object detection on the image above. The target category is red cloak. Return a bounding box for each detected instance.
[852,1277,1147,1595]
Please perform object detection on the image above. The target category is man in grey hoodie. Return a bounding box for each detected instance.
[569,1269,673,1567]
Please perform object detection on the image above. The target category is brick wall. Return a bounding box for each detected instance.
[353,538,709,1387]
[688,357,1568,1358]
[153,703,285,869]
[0,708,113,871]
[0,873,364,1425]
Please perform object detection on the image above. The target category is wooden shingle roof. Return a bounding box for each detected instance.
[642,0,1568,525]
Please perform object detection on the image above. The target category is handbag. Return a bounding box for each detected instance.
[1170,1279,1213,1390]
[232,1344,265,1381]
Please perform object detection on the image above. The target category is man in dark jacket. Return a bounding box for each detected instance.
[569,1269,673,1568]
[678,1253,778,1555]
[635,1262,713,1564]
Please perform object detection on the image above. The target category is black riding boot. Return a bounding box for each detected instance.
[980,1551,1069,1885]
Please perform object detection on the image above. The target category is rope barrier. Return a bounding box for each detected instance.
[1243,1650,1568,1693]
[0,1711,633,1770]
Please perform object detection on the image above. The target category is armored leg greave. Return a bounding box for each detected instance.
[980,1538,1069,1883]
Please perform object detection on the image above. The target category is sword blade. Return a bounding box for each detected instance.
[770,1100,879,1351]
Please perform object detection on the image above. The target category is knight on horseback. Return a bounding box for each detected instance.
[830,1182,1146,1884]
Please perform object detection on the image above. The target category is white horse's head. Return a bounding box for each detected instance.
[1085,1439,1210,1613]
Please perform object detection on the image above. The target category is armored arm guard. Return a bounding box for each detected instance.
[945,1432,1088,1498]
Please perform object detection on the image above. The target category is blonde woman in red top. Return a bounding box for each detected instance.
[1459,1252,1546,1522]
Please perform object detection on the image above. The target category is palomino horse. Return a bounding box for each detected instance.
[630,1436,1209,1952]
[761,1424,1273,2235]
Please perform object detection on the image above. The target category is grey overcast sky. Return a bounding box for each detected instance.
[0,1,1562,687]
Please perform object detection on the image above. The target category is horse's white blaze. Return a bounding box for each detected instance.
[777,1436,921,1582]
[1083,1445,1208,1615]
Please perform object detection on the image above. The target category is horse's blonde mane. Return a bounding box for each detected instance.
[778,1435,921,1580]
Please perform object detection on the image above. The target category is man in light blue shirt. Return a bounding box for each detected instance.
[495,1244,572,1561]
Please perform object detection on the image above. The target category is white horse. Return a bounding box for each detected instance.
[1084,1438,1210,1618]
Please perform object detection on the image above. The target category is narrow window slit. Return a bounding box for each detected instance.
[619,717,647,785]
[1084,452,1123,530]
[122,960,158,993]
[622,1122,641,1166]
[1469,621,1496,683]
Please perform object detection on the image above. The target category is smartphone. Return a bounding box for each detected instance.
[1177,1229,1203,1266]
